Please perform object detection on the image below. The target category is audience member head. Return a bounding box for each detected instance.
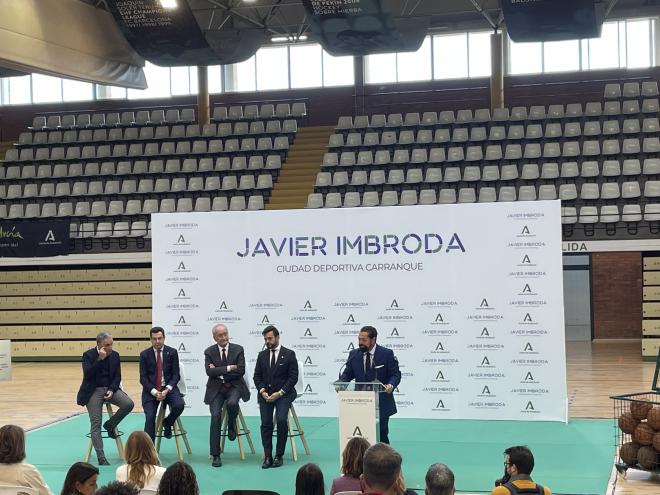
[504,445,535,476]
[123,431,160,488]
[341,436,371,478]
[94,481,138,495]
[295,463,325,495]
[425,463,455,495]
[361,443,402,495]
[61,462,99,495]
[0,424,26,464]
[157,462,199,495]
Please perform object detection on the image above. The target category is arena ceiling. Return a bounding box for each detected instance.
[88,0,660,39]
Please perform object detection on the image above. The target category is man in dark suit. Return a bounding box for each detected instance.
[253,325,298,469]
[339,325,401,444]
[204,323,250,468]
[77,331,134,465]
[139,326,185,442]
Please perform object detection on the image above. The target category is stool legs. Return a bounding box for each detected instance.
[274,404,310,461]
[85,403,124,462]
[220,405,254,460]
[155,402,191,462]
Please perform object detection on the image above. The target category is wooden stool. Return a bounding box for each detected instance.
[155,402,191,461]
[273,403,311,461]
[220,404,255,460]
[85,402,125,462]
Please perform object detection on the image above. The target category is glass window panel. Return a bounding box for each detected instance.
[0,78,8,105]
[433,33,468,79]
[62,79,94,102]
[397,36,432,82]
[587,22,620,69]
[256,46,289,90]
[626,19,651,68]
[170,66,191,95]
[509,40,542,75]
[128,62,171,99]
[322,51,354,86]
[225,56,256,92]
[207,65,222,93]
[468,32,491,77]
[8,75,31,104]
[544,40,580,73]
[619,21,627,67]
[96,85,127,100]
[290,44,323,88]
[32,74,62,103]
[365,52,396,84]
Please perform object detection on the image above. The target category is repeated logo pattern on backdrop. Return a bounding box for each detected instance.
[152,201,567,421]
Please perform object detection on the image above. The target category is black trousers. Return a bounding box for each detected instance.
[380,413,390,444]
[258,394,294,457]
[208,386,241,456]
[143,388,185,442]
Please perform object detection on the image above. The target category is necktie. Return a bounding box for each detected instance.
[221,347,227,366]
[270,349,276,370]
[155,349,163,391]
[365,352,371,376]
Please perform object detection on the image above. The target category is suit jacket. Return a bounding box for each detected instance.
[204,343,250,404]
[76,347,122,406]
[339,345,401,417]
[139,345,181,403]
[253,346,298,398]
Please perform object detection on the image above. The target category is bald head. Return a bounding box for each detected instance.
[212,324,229,346]
[425,463,455,495]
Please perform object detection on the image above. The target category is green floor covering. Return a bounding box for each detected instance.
[25,414,613,495]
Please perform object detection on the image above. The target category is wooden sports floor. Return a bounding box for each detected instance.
[0,340,657,495]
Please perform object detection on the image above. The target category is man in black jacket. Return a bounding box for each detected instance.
[77,331,134,465]
[139,326,185,442]
[253,325,298,469]
[204,324,250,467]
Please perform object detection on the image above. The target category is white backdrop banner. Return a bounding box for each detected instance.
[152,200,567,421]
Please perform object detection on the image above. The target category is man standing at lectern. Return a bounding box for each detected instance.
[339,326,401,444]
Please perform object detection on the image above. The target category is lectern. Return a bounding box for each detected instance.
[333,381,385,460]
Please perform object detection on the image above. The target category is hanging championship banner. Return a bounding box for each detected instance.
[302,0,427,56]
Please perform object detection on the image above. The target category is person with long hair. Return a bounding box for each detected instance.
[294,463,324,495]
[329,437,371,495]
[0,424,53,495]
[61,462,99,495]
[156,462,199,495]
[115,432,164,491]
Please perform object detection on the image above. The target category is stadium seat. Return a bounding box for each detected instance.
[306,193,323,208]
[599,205,621,224]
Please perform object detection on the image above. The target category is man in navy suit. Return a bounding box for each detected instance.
[253,325,298,469]
[139,326,185,442]
[339,325,401,444]
[204,323,250,468]
[77,331,134,465]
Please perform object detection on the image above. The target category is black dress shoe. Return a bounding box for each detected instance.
[97,457,110,466]
[228,426,237,441]
[163,423,173,439]
[271,455,283,468]
[212,455,222,467]
[261,456,273,469]
[103,421,117,439]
